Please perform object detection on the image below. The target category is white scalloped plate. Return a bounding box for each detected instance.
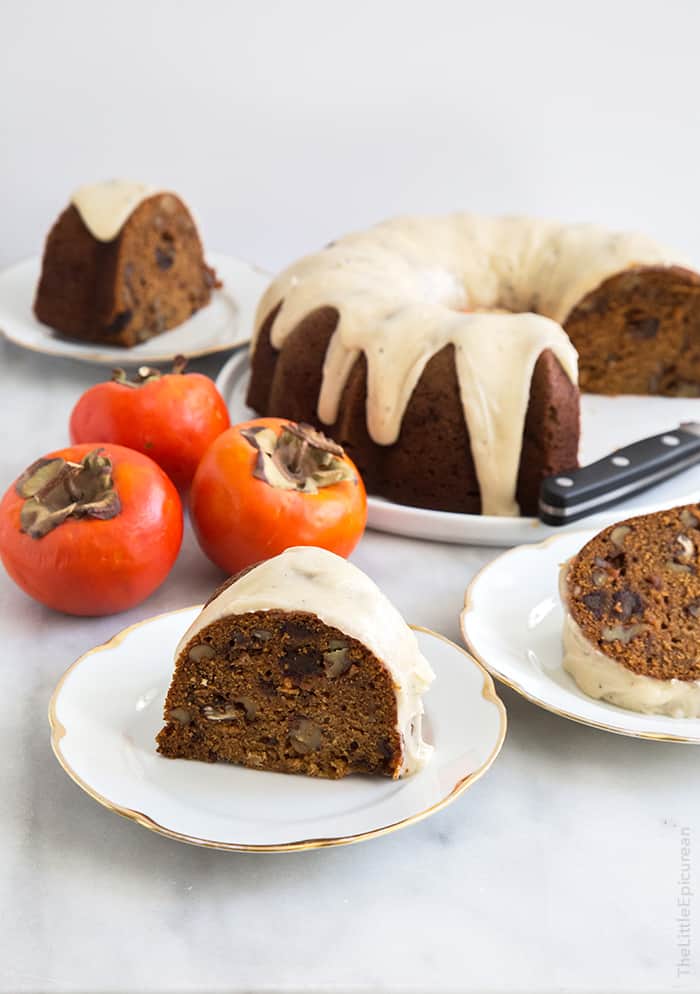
[0,254,269,365]
[216,350,700,547]
[461,529,700,742]
[49,607,506,851]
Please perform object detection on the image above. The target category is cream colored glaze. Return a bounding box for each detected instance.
[71,180,157,241]
[254,214,685,516]
[176,546,436,776]
[560,563,700,718]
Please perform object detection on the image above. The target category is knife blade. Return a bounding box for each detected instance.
[538,422,700,526]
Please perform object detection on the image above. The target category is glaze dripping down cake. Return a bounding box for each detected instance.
[35,180,219,347]
[247,213,700,515]
[157,546,435,778]
[562,505,700,717]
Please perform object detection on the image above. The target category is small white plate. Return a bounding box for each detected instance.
[216,350,700,547]
[49,607,506,851]
[461,529,700,742]
[0,254,269,365]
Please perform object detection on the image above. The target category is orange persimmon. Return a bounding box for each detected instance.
[190,418,367,574]
[70,358,230,490]
[0,443,183,615]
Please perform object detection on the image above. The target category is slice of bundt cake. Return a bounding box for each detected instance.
[561,505,700,717]
[35,180,219,347]
[157,546,435,778]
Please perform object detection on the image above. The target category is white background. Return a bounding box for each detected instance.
[3,0,700,273]
[2,4,700,993]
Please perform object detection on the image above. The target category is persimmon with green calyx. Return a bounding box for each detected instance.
[69,356,230,490]
[0,443,183,616]
[190,418,367,574]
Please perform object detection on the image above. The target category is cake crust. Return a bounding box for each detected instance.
[247,306,580,515]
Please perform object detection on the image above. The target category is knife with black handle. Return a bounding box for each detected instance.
[538,422,700,526]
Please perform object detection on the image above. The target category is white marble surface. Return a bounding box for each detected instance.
[1,337,699,994]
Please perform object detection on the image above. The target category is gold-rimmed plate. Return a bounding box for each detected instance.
[49,607,506,851]
[0,254,268,365]
[461,530,700,743]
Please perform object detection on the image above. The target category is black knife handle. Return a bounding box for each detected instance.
[539,426,700,526]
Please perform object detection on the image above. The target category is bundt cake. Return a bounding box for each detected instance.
[35,180,219,347]
[247,214,696,516]
[157,546,435,778]
[562,505,700,717]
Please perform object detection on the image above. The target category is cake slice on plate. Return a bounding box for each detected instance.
[34,180,219,347]
[157,546,435,778]
[561,505,700,717]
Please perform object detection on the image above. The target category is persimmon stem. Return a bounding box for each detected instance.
[16,449,121,539]
[111,354,188,387]
[240,423,355,495]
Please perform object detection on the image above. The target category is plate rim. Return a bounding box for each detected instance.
[48,606,507,852]
[0,254,269,365]
[460,530,700,744]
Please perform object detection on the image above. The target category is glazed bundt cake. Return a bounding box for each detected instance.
[247,214,697,516]
[35,180,219,347]
[562,505,700,717]
[157,546,435,779]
